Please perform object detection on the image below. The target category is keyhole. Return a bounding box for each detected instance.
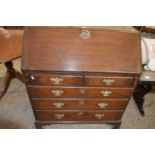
[80,89,85,95]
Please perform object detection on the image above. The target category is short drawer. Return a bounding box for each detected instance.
[31,99,128,110]
[28,87,133,98]
[34,110,123,121]
[85,76,134,87]
[28,74,83,86]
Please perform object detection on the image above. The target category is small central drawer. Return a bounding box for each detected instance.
[28,74,83,86]
[31,99,128,110]
[34,110,123,121]
[28,87,133,98]
[85,76,134,87]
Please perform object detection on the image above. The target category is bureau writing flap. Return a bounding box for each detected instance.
[22,27,141,74]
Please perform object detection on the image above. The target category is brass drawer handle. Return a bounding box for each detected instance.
[98,103,109,108]
[77,112,84,116]
[51,90,64,97]
[54,114,64,119]
[50,77,64,84]
[53,102,64,108]
[100,90,112,97]
[102,79,115,85]
[95,114,105,119]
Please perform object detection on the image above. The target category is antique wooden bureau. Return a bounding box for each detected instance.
[22,27,141,129]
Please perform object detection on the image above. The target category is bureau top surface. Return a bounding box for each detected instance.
[22,27,141,74]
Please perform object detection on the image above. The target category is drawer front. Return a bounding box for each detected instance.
[28,74,83,86]
[34,111,123,121]
[84,87,133,98]
[85,76,134,87]
[28,87,83,98]
[28,87,133,98]
[32,99,128,110]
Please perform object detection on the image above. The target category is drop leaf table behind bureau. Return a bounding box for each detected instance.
[22,27,142,129]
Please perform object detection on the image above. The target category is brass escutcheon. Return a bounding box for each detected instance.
[80,30,91,39]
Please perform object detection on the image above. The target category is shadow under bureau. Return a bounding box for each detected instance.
[22,27,141,129]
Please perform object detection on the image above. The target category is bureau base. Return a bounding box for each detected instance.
[35,120,121,129]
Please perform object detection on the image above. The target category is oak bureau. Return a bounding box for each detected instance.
[22,27,141,129]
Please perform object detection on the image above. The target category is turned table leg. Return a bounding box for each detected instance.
[0,71,11,99]
[133,83,152,116]
[0,61,24,99]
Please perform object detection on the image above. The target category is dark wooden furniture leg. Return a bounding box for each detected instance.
[133,83,152,116]
[35,121,43,129]
[0,61,24,99]
[113,122,121,129]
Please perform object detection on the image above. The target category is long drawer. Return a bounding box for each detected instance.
[31,99,128,110]
[28,87,133,98]
[34,110,123,121]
